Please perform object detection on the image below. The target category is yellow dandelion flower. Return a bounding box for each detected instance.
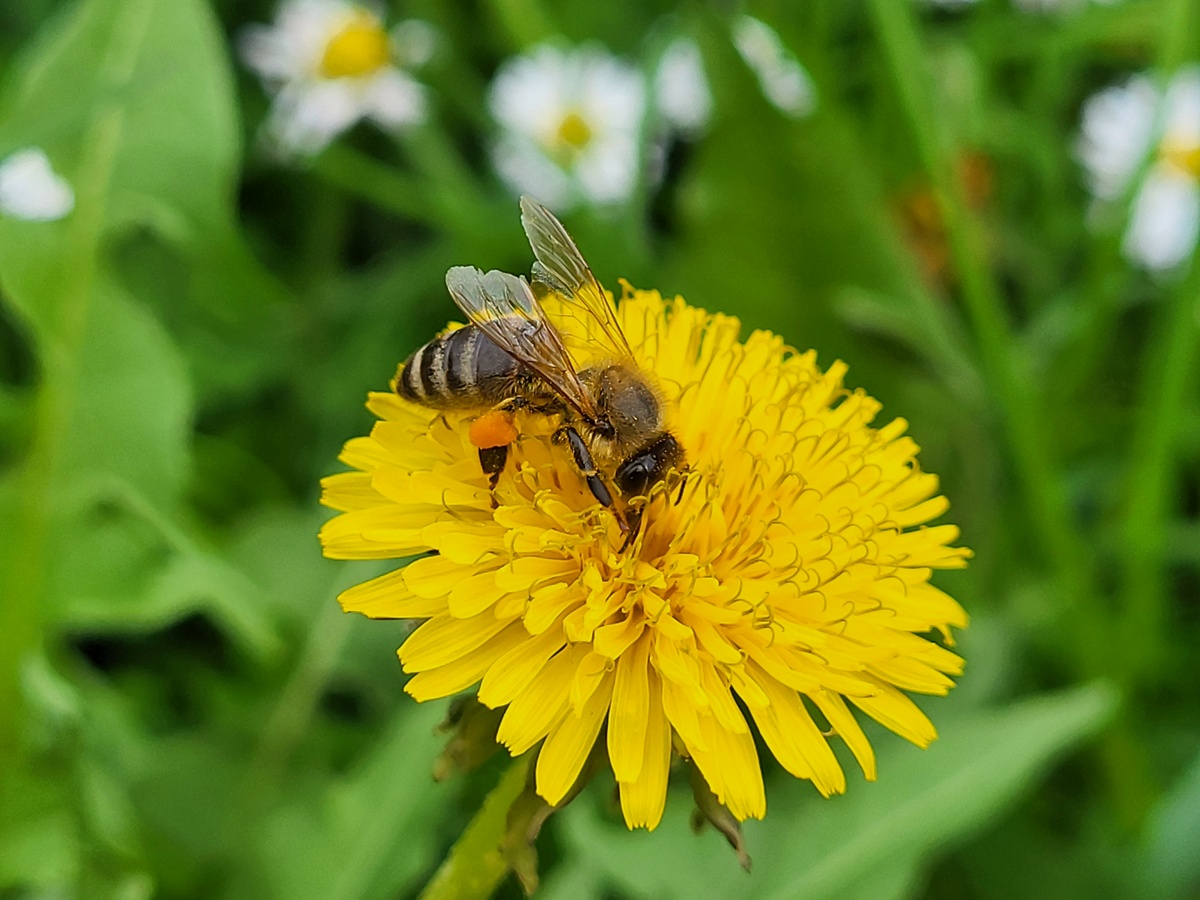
[320,212,969,832]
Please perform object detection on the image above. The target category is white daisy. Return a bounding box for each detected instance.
[926,0,1122,10]
[1012,0,1122,10]
[654,37,712,136]
[0,148,74,222]
[488,44,647,211]
[240,0,431,157]
[731,16,816,119]
[1077,66,1200,272]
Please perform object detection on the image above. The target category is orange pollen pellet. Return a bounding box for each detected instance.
[469,410,519,449]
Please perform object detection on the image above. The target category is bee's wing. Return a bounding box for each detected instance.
[520,196,636,364]
[444,265,600,421]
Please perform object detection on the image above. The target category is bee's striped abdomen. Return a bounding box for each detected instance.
[398,325,520,408]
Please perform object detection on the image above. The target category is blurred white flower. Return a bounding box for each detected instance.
[241,0,430,157]
[1012,0,1122,11]
[654,37,712,135]
[1077,67,1200,272]
[0,148,74,221]
[488,44,646,211]
[732,16,816,119]
[925,0,1122,10]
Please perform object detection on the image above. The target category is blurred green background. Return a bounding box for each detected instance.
[1,0,1198,897]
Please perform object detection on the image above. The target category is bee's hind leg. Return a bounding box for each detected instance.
[478,446,508,495]
[470,408,520,506]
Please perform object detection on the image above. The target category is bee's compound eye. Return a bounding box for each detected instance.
[615,452,656,498]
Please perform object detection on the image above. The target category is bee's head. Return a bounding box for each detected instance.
[592,415,617,441]
[614,433,685,500]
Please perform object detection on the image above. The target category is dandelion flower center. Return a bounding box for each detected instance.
[319,13,390,79]
[321,288,970,831]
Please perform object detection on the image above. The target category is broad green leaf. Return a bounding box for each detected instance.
[0,0,276,662]
[248,703,450,900]
[554,684,1116,900]
[1142,748,1200,898]
[0,0,238,237]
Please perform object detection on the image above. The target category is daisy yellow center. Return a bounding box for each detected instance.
[1160,139,1200,180]
[553,111,594,153]
[320,287,970,832]
[320,13,390,79]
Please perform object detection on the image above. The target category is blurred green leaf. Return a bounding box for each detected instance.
[247,702,449,900]
[554,684,1116,900]
[1142,748,1200,898]
[0,0,278,660]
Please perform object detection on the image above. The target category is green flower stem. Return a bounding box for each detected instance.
[312,144,434,222]
[863,0,1155,826]
[1119,0,1200,683]
[0,0,152,794]
[224,598,352,847]
[418,756,532,900]
[485,0,554,49]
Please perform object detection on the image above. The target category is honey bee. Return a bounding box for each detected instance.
[397,196,685,537]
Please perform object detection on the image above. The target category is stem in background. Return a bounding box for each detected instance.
[863,0,1156,827]
[1117,0,1200,683]
[311,143,433,222]
[418,757,532,900]
[484,0,554,49]
[223,598,352,849]
[1118,277,1198,677]
[864,0,1102,668]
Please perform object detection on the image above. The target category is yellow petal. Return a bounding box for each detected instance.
[811,689,876,781]
[403,554,474,599]
[524,583,581,635]
[338,566,447,619]
[850,681,938,748]
[537,670,614,805]
[743,663,845,797]
[320,471,385,512]
[618,668,670,830]
[495,556,580,592]
[400,610,514,672]
[698,663,749,735]
[447,567,511,618]
[405,623,528,701]
[496,645,588,755]
[592,613,646,660]
[607,636,651,783]
[690,712,766,821]
[479,622,567,709]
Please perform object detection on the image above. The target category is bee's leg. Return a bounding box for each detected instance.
[674,468,690,505]
[555,426,618,520]
[478,446,508,493]
[470,408,520,504]
[619,506,645,552]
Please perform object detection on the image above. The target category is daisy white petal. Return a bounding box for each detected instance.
[1124,165,1200,272]
[392,19,438,68]
[270,80,365,156]
[732,16,816,119]
[364,69,427,129]
[1076,76,1159,201]
[492,135,575,211]
[0,148,74,222]
[654,37,712,135]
